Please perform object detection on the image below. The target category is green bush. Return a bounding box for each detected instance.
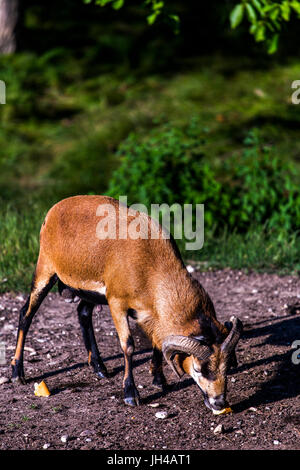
[107,124,300,237]
[107,120,217,204]
[221,129,300,234]
[0,50,78,121]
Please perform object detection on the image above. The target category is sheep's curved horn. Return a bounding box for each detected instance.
[221,317,243,356]
[162,335,212,378]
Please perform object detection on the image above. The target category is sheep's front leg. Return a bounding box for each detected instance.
[109,299,140,406]
[150,347,167,389]
[122,334,140,406]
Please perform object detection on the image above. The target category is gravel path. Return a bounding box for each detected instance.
[0,269,300,450]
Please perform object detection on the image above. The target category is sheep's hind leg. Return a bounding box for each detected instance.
[11,271,57,384]
[77,300,108,378]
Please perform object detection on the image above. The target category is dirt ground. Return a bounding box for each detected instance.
[0,269,300,451]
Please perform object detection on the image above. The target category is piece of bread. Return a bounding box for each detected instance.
[212,407,232,415]
[34,380,51,397]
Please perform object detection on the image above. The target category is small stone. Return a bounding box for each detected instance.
[80,430,93,437]
[235,429,244,436]
[213,424,224,434]
[155,411,168,419]
[186,265,195,273]
[248,407,257,412]
[137,385,144,389]
[231,377,236,383]
[148,403,160,408]
[43,443,50,449]
[61,435,69,443]
[0,377,10,385]
[24,346,36,355]
[273,440,280,445]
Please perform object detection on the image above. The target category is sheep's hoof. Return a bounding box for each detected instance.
[11,362,26,385]
[152,375,167,390]
[124,396,140,407]
[11,376,26,385]
[95,370,109,379]
[92,362,109,379]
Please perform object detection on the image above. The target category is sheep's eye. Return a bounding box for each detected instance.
[193,363,202,374]
[200,361,216,381]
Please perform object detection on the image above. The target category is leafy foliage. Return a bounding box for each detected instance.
[83,0,180,31]
[230,0,300,53]
[107,124,300,236]
[1,43,300,289]
[83,0,125,9]
[222,129,300,234]
[84,0,300,53]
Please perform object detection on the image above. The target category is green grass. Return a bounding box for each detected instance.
[1,52,300,292]
[0,204,44,292]
[188,228,300,275]
[0,205,299,294]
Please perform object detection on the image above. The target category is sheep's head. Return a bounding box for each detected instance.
[162,317,243,411]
